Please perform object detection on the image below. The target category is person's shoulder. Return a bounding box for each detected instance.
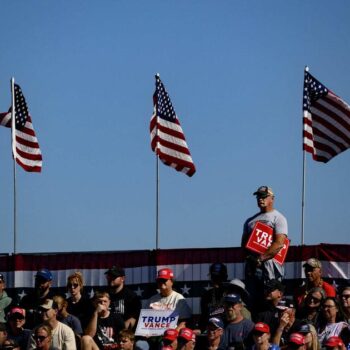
[271,209,287,220]
[58,320,75,334]
[242,317,255,327]
[322,280,336,295]
[123,286,139,298]
[171,290,186,299]
[244,212,262,224]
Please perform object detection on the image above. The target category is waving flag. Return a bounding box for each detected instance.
[150,74,196,177]
[303,69,350,162]
[0,83,42,172]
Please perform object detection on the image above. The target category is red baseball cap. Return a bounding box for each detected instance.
[325,336,345,348]
[8,307,26,318]
[254,322,270,333]
[289,333,305,345]
[163,328,178,341]
[178,328,195,342]
[157,268,174,280]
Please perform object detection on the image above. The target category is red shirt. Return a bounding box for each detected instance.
[295,280,336,307]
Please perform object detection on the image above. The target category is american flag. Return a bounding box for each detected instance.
[303,69,350,162]
[0,83,42,172]
[150,75,196,177]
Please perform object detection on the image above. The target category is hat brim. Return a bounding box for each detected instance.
[222,282,249,297]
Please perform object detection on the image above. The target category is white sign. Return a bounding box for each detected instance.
[135,309,179,337]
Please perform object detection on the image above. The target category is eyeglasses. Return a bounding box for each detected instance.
[34,335,48,342]
[341,294,350,300]
[322,304,336,309]
[253,332,266,337]
[308,296,321,303]
[67,283,79,289]
[157,278,169,284]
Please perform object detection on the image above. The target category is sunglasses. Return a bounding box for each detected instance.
[34,335,48,342]
[67,283,79,289]
[253,332,266,337]
[308,296,322,303]
[341,294,350,300]
[157,278,169,284]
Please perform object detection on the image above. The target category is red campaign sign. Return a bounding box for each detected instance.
[245,222,290,265]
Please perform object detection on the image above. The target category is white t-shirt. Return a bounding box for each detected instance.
[146,290,192,320]
[27,321,76,350]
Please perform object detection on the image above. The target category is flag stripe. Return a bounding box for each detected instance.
[1,244,350,314]
[303,70,350,162]
[150,75,196,177]
[0,86,42,172]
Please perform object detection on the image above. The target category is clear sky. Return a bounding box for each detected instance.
[0,1,349,254]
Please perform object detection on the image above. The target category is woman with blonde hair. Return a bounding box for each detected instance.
[296,322,320,350]
[32,324,52,350]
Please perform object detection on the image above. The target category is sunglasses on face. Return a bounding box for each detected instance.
[67,283,79,289]
[341,294,350,300]
[34,335,48,342]
[157,278,169,284]
[253,332,266,337]
[308,296,321,303]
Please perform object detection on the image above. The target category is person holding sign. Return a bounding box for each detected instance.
[241,186,288,307]
[146,268,192,329]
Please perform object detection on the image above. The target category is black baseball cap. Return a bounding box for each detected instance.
[104,266,125,278]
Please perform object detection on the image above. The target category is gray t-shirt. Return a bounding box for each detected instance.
[242,209,288,280]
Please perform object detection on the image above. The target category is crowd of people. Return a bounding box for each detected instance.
[0,259,349,350]
[0,186,349,350]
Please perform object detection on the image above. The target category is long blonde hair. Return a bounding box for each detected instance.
[306,324,320,350]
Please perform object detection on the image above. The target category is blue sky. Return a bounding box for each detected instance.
[0,1,349,254]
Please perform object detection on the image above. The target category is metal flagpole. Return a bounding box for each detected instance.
[11,77,17,254]
[301,150,306,245]
[156,154,159,250]
[301,66,309,245]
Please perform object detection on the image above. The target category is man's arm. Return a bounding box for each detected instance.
[84,309,99,337]
[259,233,286,262]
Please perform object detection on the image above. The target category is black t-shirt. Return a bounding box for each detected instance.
[109,286,141,321]
[94,312,125,349]
[67,295,94,329]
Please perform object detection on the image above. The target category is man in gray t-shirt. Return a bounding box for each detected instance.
[241,186,288,308]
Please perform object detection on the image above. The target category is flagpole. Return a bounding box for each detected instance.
[11,77,17,254]
[156,154,159,250]
[301,150,306,245]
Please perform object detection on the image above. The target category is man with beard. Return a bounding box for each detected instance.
[104,266,141,330]
[222,294,254,349]
[241,186,288,309]
[20,269,54,329]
